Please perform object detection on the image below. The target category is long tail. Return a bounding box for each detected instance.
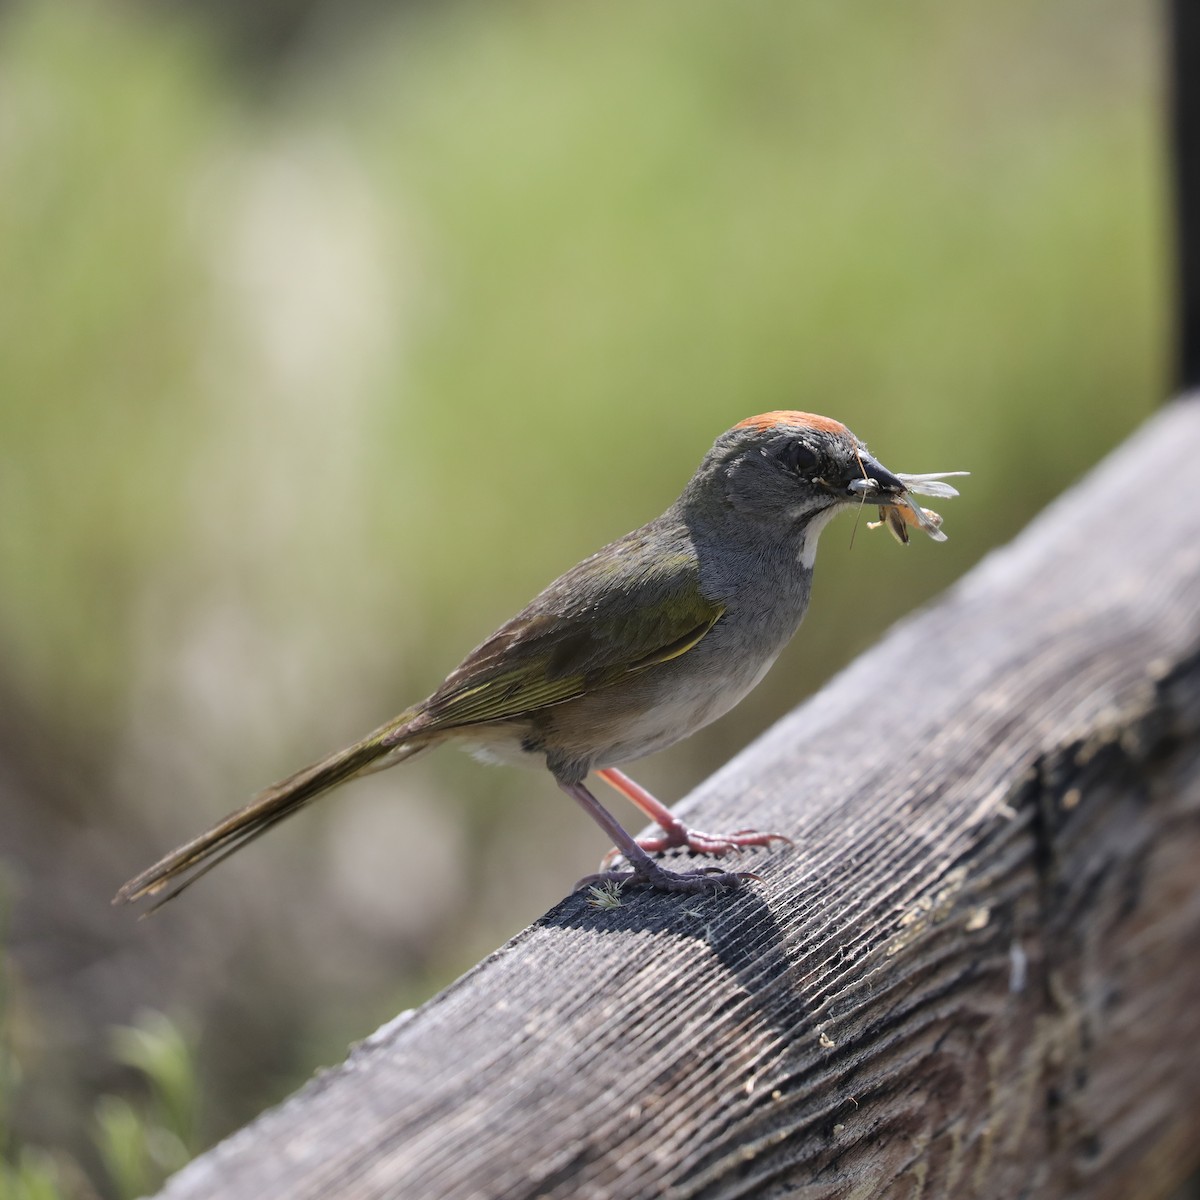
[113,716,429,913]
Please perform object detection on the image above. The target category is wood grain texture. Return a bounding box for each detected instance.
[156,400,1200,1200]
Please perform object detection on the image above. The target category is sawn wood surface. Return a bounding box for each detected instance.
[156,399,1200,1200]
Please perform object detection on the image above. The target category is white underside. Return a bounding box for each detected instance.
[797,504,841,568]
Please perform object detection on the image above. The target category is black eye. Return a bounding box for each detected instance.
[779,441,821,476]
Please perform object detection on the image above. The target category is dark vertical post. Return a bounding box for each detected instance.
[1171,0,1200,390]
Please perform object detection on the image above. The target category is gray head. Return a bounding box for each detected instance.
[680,411,906,536]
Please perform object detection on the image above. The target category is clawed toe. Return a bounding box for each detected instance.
[730,828,795,846]
[598,824,791,872]
[632,825,791,859]
[681,828,792,856]
[588,769,790,884]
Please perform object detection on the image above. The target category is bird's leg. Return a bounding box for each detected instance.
[595,767,793,860]
[557,779,756,893]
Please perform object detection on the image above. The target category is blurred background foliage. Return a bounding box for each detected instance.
[0,0,1167,1192]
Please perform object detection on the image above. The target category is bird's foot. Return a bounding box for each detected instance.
[577,861,760,895]
[643,821,793,857]
[592,769,791,867]
[559,776,777,896]
[599,822,792,869]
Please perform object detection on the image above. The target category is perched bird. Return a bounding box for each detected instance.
[115,412,962,908]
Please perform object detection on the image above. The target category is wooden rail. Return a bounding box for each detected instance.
[155,398,1200,1200]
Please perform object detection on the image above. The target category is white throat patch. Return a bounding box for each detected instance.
[797,505,842,568]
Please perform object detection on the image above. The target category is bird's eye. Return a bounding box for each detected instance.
[780,441,821,477]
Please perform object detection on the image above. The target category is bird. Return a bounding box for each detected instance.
[115,411,962,909]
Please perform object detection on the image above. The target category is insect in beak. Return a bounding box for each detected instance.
[849,469,968,544]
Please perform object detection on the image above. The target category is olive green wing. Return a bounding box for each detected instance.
[413,534,723,733]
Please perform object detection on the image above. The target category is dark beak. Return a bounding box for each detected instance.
[844,455,907,504]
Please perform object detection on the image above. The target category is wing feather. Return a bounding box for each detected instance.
[410,526,722,733]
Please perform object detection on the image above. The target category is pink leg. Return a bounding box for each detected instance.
[558,779,756,893]
[596,767,793,860]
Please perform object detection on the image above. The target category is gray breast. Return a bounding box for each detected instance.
[554,559,815,771]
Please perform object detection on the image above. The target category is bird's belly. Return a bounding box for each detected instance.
[457,723,548,770]
[587,652,777,768]
[453,605,800,776]
[452,652,775,775]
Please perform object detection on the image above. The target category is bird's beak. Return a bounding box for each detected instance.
[844,455,907,505]
[835,458,966,543]
[845,459,968,544]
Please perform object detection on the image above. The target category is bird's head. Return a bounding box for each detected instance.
[684,411,907,530]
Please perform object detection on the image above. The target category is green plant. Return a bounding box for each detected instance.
[0,990,200,1200]
[93,1013,199,1200]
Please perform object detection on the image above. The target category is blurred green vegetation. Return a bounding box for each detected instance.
[0,0,1166,1189]
[1,998,199,1200]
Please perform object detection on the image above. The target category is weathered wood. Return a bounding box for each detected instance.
[157,399,1200,1200]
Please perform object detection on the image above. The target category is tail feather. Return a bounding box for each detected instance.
[114,719,427,913]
